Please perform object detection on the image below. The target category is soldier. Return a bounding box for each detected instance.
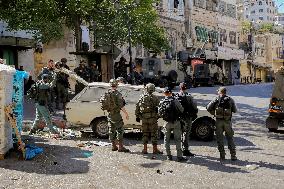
[158,87,187,162]
[135,83,162,154]
[89,62,100,82]
[206,87,237,161]
[30,74,59,134]
[55,61,70,110]
[100,79,130,152]
[176,82,198,157]
[38,59,55,81]
[74,60,90,94]
[60,58,70,70]
[38,59,56,113]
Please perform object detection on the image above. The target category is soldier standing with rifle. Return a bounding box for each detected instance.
[55,61,70,110]
[29,74,59,134]
[100,79,130,152]
[206,87,237,161]
[158,87,187,162]
[135,83,162,154]
[176,82,198,157]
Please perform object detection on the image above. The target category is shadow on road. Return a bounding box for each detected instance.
[0,136,91,175]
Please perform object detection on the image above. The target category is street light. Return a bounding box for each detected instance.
[112,0,140,84]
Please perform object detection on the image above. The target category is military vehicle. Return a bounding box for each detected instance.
[137,57,188,88]
[193,63,224,87]
[266,66,284,132]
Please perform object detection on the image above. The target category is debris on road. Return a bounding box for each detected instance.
[245,164,260,171]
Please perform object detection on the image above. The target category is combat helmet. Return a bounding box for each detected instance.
[109,79,118,87]
[146,83,155,94]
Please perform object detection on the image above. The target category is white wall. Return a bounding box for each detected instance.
[18,49,35,78]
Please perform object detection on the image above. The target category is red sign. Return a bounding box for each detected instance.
[191,59,204,71]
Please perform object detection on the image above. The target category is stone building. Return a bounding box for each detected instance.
[0,21,35,77]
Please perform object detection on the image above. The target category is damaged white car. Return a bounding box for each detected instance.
[65,82,215,141]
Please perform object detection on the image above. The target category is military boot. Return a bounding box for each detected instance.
[153,144,163,154]
[183,150,195,157]
[230,151,237,161]
[112,141,118,151]
[118,140,130,153]
[220,152,226,161]
[142,144,148,154]
[177,156,188,162]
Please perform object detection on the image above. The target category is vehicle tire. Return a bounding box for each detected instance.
[91,117,109,139]
[191,118,214,141]
[266,117,278,132]
[268,128,278,132]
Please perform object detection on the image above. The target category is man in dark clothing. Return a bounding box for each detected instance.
[74,60,90,94]
[114,57,128,79]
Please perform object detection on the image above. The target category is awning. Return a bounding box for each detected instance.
[0,36,34,49]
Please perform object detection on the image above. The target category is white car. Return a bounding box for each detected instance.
[65,82,215,141]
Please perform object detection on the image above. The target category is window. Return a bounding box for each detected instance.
[251,10,255,14]
[246,15,249,18]
[259,17,263,20]
[174,0,179,9]
[267,8,269,13]
[267,16,270,20]
[259,1,262,6]
[259,9,263,12]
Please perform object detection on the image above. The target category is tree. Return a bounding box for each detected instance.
[0,0,169,52]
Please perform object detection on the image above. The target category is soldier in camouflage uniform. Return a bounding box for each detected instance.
[74,60,90,94]
[177,82,198,157]
[55,61,70,110]
[135,83,162,154]
[206,87,237,161]
[106,79,130,152]
[158,87,187,162]
[30,74,59,134]
[38,59,56,113]
[38,59,55,81]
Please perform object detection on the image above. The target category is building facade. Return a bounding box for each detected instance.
[0,21,35,76]
[244,0,278,23]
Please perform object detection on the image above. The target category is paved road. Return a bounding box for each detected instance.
[0,83,283,189]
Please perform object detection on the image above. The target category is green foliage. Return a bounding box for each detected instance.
[0,0,169,52]
[257,23,274,34]
[241,21,253,34]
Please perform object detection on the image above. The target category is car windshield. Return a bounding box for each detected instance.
[76,86,106,102]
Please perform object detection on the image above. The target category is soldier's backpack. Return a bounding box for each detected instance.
[100,89,121,112]
[158,97,181,123]
[137,94,157,118]
[215,95,232,120]
[176,93,198,117]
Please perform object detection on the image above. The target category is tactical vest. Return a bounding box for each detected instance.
[138,93,158,119]
[215,96,232,120]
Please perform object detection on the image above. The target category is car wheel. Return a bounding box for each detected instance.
[91,118,109,139]
[192,119,214,141]
[268,128,278,132]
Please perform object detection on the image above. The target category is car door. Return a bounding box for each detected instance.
[65,86,106,126]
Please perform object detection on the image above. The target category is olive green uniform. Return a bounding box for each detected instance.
[160,97,184,158]
[31,79,58,133]
[207,95,237,158]
[135,93,160,145]
[107,90,125,142]
[178,92,197,152]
